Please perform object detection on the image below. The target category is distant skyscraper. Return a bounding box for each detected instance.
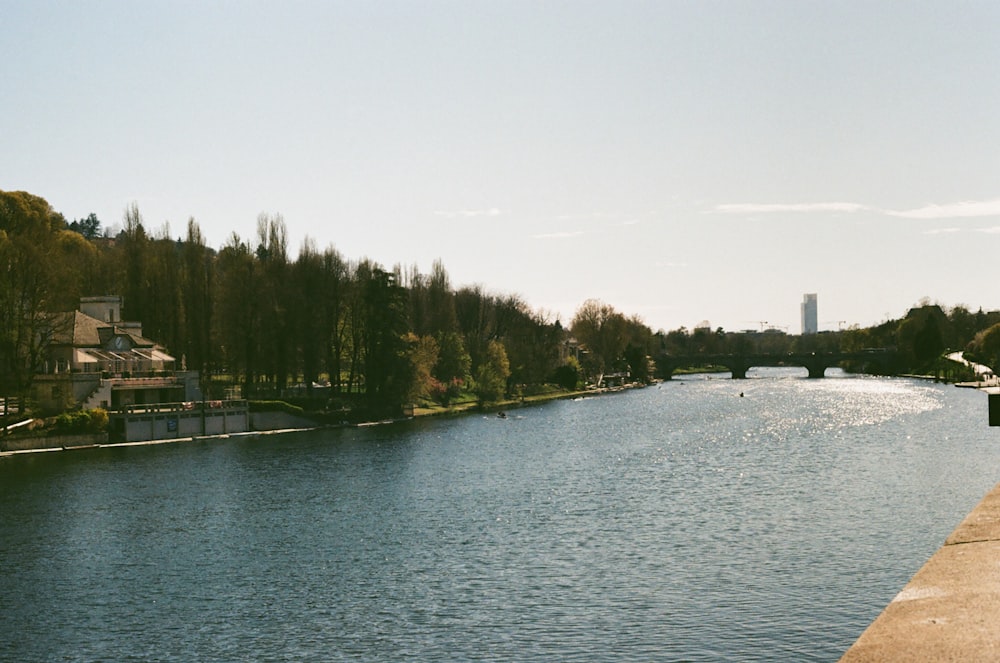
[801,293,818,335]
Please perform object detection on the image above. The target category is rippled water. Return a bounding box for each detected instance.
[2,369,998,661]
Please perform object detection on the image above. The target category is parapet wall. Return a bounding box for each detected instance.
[840,481,1000,661]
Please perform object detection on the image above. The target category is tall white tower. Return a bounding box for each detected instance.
[801,293,818,335]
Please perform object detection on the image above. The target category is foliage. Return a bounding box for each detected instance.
[434,331,472,385]
[404,333,439,403]
[429,377,466,406]
[17,188,1000,423]
[968,323,1000,373]
[570,299,625,383]
[896,305,948,370]
[54,408,108,434]
[623,315,653,383]
[87,408,109,432]
[68,213,102,239]
[0,190,78,402]
[358,265,411,406]
[475,340,511,405]
[552,357,582,390]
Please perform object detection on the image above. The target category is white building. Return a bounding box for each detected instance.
[32,296,201,412]
[801,293,818,335]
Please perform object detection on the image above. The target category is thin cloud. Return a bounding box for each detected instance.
[977,226,1000,234]
[886,199,1000,219]
[714,198,1000,220]
[922,227,962,235]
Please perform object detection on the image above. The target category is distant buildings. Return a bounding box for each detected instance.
[801,293,818,335]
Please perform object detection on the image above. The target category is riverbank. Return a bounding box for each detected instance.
[0,427,320,458]
[840,480,1000,661]
[0,409,320,458]
[0,383,649,459]
[410,382,644,418]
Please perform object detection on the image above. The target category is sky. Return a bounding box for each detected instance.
[4,1,1000,333]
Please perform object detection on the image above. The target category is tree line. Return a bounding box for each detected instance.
[1,191,645,416]
[5,189,1000,418]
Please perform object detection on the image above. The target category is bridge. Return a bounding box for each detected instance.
[658,350,896,380]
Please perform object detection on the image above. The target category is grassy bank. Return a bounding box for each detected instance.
[411,383,649,419]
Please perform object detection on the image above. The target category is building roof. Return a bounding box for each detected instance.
[49,311,160,349]
[47,311,103,346]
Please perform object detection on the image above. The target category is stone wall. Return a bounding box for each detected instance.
[1,432,107,452]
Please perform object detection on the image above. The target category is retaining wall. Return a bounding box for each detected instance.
[1,432,106,452]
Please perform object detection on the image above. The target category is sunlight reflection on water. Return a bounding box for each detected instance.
[1,369,996,661]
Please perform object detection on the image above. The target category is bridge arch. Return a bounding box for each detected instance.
[658,351,895,380]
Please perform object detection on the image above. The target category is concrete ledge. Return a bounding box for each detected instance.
[250,411,320,431]
[841,481,1000,661]
[1,432,107,452]
[945,485,1000,545]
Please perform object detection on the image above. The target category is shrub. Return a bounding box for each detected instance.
[429,377,466,406]
[87,408,109,432]
[54,409,107,434]
[552,357,582,390]
[54,413,75,432]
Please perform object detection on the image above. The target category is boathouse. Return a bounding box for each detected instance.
[30,296,202,412]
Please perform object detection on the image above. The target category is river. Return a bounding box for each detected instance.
[2,368,998,661]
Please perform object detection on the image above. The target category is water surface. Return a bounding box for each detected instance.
[2,369,997,661]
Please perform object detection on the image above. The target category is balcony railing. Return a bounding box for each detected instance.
[121,400,246,415]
